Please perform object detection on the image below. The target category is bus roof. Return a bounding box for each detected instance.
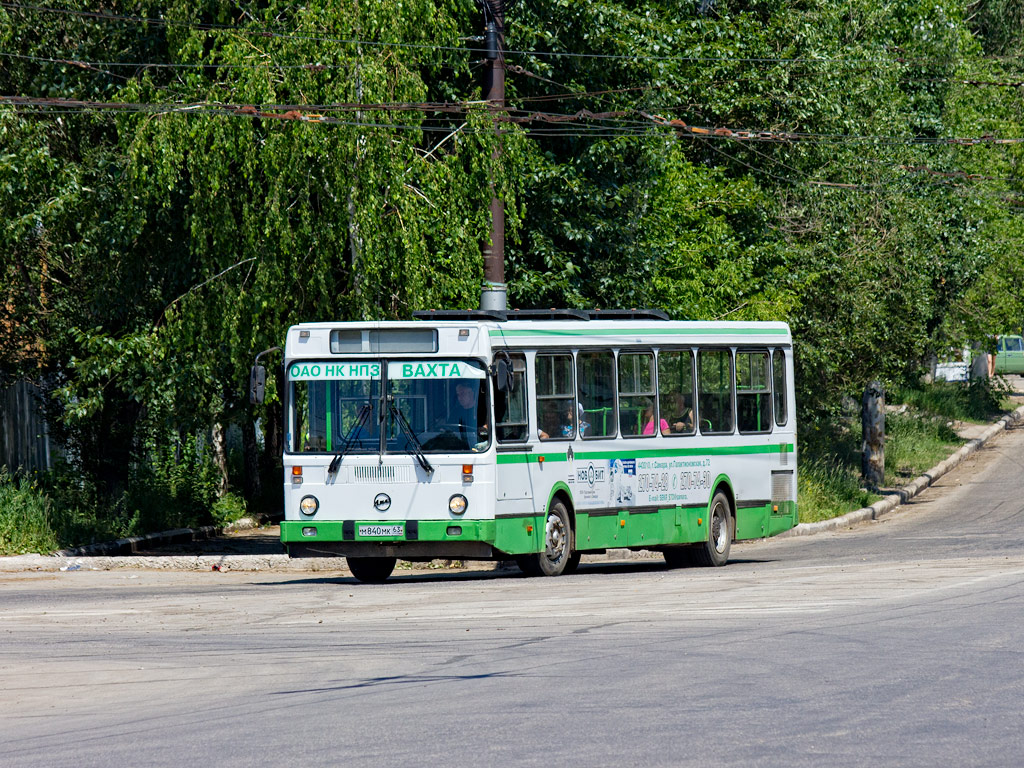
[285,318,791,358]
[290,319,790,332]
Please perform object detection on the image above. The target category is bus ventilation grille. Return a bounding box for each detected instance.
[351,465,415,484]
[771,471,794,503]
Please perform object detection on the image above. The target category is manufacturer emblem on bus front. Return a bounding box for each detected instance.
[374,493,392,512]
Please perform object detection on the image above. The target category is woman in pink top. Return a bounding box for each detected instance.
[641,401,669,435]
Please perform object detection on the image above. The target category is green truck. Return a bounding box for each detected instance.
[995,335,1024,374]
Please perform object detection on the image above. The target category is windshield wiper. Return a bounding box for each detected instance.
[388,397,434,475]
[328,403,372,476]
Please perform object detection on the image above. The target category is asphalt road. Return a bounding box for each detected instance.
[3,425,1024,767]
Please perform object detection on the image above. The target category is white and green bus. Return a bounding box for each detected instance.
[260,309,797,582]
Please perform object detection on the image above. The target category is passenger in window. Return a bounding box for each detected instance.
[453,382,487,436]
[537,401,559,440]
[641,399,670,435]
[667,393,694,433]
[539,403,587,439]
[576,403,590,437]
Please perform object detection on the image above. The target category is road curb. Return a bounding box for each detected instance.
[779,404,1024,537]
[50,516,262,558]
[0,552,350,573]
[0,518,272,573]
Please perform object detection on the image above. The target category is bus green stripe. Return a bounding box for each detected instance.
[496,443,795,464]
[489,327,789,338]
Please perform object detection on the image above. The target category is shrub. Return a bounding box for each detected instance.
[44,464,138,546]
[0,469,59,555]
[894,378,1010,423]
[122,433,223,533]
[211,492,248,527]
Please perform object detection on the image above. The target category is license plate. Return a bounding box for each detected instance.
[358,525,404,537]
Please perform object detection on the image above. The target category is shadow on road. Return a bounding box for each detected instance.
[257,554,776,587]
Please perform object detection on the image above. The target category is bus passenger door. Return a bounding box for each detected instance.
[494,355,535,515]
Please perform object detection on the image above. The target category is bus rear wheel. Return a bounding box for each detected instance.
[564,551,582,574]
[517,500,574,577]
[662,546,696,568]
[347,556,397,583]
[693,491,732,567]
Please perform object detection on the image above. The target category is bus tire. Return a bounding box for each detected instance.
[564,551,582,574]
[694,491,732,567]
[517,500,574,577]
[515,555,541,576]
[662,546,696,568]
[347,556,397,583]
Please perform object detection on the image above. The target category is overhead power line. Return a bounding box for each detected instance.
[1,100,1017,200]
[6,95,1024,149]
[0,0,990,70]
[0,94,636,126]
[4,50,1020,97]
[641,112,1024,146]
[0,50,355,71]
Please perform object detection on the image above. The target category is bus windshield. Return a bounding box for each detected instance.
[387,360,489,454]
[289,359,490,455]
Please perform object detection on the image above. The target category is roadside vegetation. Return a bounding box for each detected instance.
[0,447,250,556]
[0,470,58,555]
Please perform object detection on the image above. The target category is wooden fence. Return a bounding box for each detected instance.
[0,379,57,475]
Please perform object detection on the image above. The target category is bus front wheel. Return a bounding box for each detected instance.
[517,500,574,577]
[347,556,397,583]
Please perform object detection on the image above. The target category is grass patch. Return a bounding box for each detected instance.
[0,470,59,555]
[798,456,879,524]
[884,412,962,486]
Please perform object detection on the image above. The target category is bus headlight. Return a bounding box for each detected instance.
[448,494,468,515]
[299,495,319,516]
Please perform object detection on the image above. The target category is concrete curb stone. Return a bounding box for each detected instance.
[0,552,349,573]
[50,516,262,559]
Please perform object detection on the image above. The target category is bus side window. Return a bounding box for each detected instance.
[577,350,616,438]
[495,355,528,443]
[737,350,771,434]
[619,352,656,437]
[698,348,734,434]
[536,354,575,440]
[773,349,788,427]
[657,350,696,436]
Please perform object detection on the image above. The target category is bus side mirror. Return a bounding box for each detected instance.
[249,365,267,405]
[494,359,515,393]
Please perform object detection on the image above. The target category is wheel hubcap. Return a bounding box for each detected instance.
[711,505,728,553]
[545,513,566,563]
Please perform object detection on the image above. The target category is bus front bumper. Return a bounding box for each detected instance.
[280,519,498,560]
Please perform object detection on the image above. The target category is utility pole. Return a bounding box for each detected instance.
[861,381,885,490]
[479,0,507,312]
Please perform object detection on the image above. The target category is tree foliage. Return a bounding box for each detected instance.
[1,0,1022,530]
